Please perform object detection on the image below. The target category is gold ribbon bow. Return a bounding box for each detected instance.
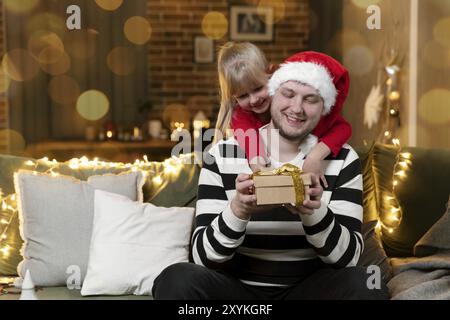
[252,164,305,207]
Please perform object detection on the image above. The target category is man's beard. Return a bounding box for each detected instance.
[271,112,311,142]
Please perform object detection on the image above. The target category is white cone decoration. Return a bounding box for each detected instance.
[13,277,23,289]
[19,270,38,300]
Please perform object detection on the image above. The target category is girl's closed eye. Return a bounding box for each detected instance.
[253,86,263,93]
[237,93,249,100]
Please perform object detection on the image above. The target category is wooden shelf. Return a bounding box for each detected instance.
[26,139,179,163]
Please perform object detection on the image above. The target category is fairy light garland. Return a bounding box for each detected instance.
[0,154,192,257]
[0,193,18,258]
[375,142,412,235]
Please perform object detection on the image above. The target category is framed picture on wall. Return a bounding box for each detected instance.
[229,5,274,42]
[194,36,214,63]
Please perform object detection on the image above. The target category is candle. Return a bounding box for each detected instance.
[133,127,140,138]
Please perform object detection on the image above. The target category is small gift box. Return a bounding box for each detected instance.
[252,164,312,207]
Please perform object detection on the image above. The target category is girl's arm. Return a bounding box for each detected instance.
[311,114,352,158]
[305,114,352,187]
[231,106,268,170]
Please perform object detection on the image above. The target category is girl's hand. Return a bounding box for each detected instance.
[248,156,271,173]
[303,142,331,188]
[302,156,328,188]
[284,174,324,216]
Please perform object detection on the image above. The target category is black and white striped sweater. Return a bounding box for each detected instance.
[192,135,363,287]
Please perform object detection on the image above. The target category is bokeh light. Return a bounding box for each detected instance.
[26,13,66,37]
[95,0,123,11]
[48,75,80,105]
[344,45,375,76]
[0,130,26,152]
[421,40,450,69]
[107,47,137,76]
[257,0,286,24]
[2,49,40,82]
[4,0,39,14]
[28,31,65,64]
[40,51,71,76]
[418,89,450,125]
[351,0,382,9]
[65,29,98,60]
[202,12,228,40]
[124,16,152,45]
[433,17,450,48]
[76,90,110,121]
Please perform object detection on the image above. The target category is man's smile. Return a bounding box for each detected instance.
[284,113,306,126]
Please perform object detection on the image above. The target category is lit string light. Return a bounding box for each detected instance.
[0,154,193,255]
[0,193,18,258]
[375,145,412,235]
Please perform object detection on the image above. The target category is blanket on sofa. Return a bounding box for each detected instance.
[388,202,450,300]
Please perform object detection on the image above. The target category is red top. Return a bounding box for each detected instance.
[231,105,352,160]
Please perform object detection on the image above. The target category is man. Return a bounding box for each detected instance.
[153,53,389,300]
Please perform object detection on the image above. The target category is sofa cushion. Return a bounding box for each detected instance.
[354,143,378,223]
[143,156,200,208]
[414,196,450,257]
[81,190,194,296]
[0,287,153,300]
[373,144,450,257]
[14,170,145,286]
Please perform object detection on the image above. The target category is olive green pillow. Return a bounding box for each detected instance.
[354,143,378,223]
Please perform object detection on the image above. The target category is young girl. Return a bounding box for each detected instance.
[215,42,352,186]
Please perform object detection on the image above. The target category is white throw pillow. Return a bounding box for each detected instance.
[81,190,195,296]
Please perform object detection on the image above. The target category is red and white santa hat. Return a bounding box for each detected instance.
[268,51,350,116]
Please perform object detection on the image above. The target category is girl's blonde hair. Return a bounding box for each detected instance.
[214,42,269,143]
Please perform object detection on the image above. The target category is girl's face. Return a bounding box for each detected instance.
[234,83,271,114]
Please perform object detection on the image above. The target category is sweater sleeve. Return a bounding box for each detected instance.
[312,114,352,158]
[299,147,363,268]
[191,154,249,269]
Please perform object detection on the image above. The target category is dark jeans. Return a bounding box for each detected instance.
[153,263,390,300]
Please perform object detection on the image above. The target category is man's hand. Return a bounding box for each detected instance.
[231,174,257,220]
[231,173,276,220]
[285,174,323,215]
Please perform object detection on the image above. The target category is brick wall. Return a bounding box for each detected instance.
[0,0,310,150]
[146,0,310,123]
[0,0,8,153]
